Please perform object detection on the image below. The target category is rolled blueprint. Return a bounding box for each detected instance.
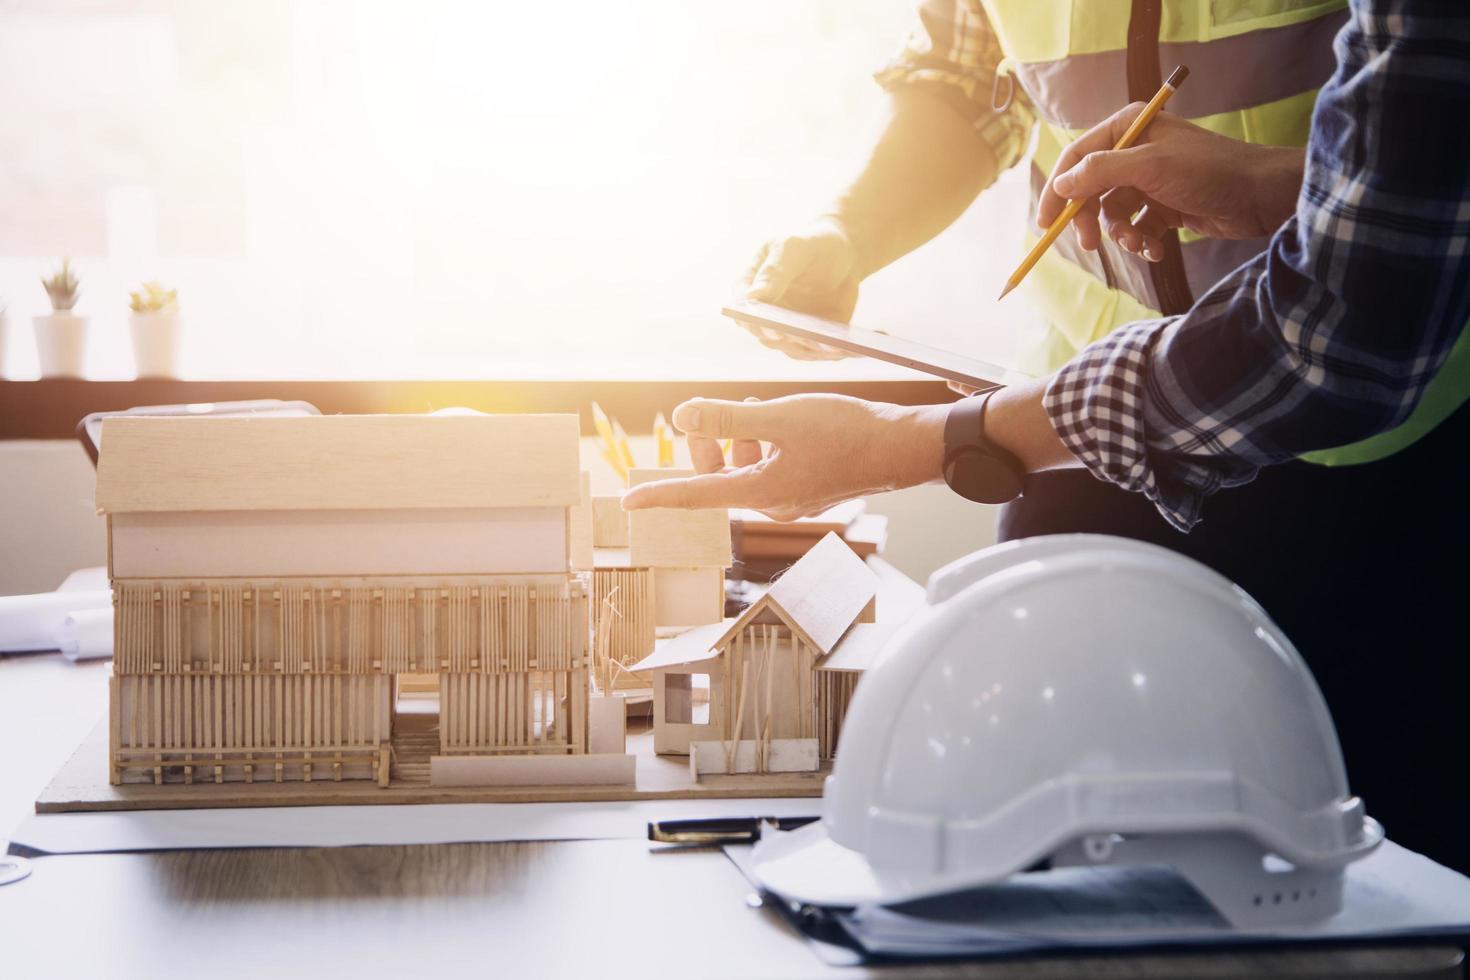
[58,607,114,661]
[0,590,113,653]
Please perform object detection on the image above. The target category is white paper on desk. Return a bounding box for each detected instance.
[838,841,1470,957]
[0,590,113,653]
[8,797,820,856]
[58,608,113,661]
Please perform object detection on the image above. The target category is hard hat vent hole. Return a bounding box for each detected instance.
[1256,888,1311,908]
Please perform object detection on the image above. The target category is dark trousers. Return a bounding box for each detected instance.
[998,406,1470,873]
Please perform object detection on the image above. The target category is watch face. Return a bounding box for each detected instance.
[945,449,1024,504]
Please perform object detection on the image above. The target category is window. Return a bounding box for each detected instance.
[663,672,710,725]
[0,1,1029,380]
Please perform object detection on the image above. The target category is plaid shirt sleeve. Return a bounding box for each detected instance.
[875,0,1036,175]
[1043,0,1470,532]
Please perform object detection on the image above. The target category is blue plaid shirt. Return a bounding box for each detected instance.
[1043,0,1470,531]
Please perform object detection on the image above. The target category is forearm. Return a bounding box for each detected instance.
[828,91,1000,278]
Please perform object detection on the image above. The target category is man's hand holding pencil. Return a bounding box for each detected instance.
[1037,102,1306,264]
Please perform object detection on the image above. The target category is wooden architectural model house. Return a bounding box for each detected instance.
[95,413,619,788]
[578,469,731,693]
[629,533,895,776]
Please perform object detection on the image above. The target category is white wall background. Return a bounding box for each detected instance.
[0,0,1036,382]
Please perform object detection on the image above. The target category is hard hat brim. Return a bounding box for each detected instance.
[750,820,948,908]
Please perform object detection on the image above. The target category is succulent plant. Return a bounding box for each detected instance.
[128,280,179,314]
[40,258,80,312]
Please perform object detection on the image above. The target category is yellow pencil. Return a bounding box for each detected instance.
[590,402,627,482]
[998,65,1190,302]
[653,412,674,467]
[600,447,627,485]
[611,418,636,472]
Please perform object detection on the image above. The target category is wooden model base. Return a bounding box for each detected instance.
[36,716,827,814]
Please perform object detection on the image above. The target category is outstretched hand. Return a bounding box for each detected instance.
[1038,104,1304,261]
[621,394,948,521]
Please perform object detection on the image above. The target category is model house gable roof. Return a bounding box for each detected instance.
[814,622,899,673]
[626,619,733,673]
[730,532,877,655]
[96,413,582,514]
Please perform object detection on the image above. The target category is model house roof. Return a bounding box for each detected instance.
[812,622,899,672]
[627,619,736,672]
[628,533,876,673]
[748,532,876,653]
[96,413,582,514]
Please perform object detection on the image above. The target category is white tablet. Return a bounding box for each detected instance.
[723,300,1010,390]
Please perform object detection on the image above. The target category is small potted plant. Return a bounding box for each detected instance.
[128,279,181,378]
[34,258,87,378]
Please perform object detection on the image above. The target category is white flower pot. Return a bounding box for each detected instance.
[33,313,89,378]
[129,311,182,378]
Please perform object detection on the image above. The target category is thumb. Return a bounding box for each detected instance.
[1052,145,1157,203]
[671,397,790,441]
[747,240,803,302]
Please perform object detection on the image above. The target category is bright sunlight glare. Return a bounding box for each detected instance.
[0,0,1030,380]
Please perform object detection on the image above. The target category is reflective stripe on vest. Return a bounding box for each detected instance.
[982,0,1468,464]
[1299,323,1470,466]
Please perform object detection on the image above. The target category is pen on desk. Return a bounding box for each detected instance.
[648,815,819,845]
[998,64,1190,301]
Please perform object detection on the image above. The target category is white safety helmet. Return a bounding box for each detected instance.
[752,534,1382,927]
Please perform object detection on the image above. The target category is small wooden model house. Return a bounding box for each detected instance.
[630,533,894,775]
[96,414,601,788]
[577,469,731,693]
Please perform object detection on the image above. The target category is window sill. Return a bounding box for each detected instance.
[0,378,957,440]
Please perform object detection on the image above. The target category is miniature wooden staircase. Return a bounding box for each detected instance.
[389,728,438,785]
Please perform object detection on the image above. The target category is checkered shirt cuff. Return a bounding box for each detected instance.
[1043,320,1220,532]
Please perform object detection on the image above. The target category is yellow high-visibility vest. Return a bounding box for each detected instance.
[982,0,1467,465]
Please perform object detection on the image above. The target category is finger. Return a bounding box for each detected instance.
[1052,144,1158,205]
[1038,102,1149,227]
[621,470,760,511]
[752,331,847,361]
[777,343,851,362]
[731,438,763,466]
[688,434,725,474]
[747,238,807,303]
[1070,195,1105,252]
[739,243,771,288]
[731,398,765,467]
[1100,187,1149,255]
[1130,204,1175,261]
[670,398,792,441]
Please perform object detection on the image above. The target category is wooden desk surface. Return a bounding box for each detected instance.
[1,642,1463,978]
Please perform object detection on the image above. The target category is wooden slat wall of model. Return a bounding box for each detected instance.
[110,579,589,784]
[98,414,592,789]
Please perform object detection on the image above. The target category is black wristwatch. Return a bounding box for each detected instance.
[942,390,1025,504]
